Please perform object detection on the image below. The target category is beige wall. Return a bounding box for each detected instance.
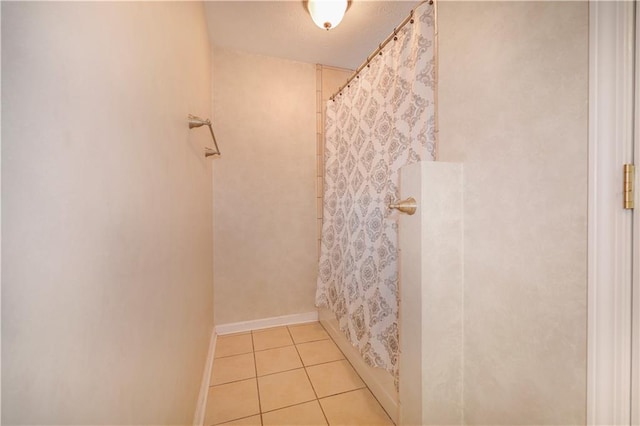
[212,47,317,324]
[438,2,588,424]
[1,2,213,424]
[399,162,464,426]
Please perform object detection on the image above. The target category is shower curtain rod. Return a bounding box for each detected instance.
[330,0,431,101]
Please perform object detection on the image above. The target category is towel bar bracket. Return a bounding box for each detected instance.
[188,114,221,157]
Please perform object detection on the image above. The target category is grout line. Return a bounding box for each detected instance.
[259,397,319,416]
[284,327,305,372]
[253,342,295,353]
[286,326,330,425]
[291,336,331,345]
[316,320,332,335]
[212,357,349,385]
[214,350,254,360]
[206,365,370,417]
[249,333,264,425]
[316,321,396,424]
[353,388,395,425]
[316,323,351,366]
[316,386,369,402]
[302,357,348,369]
[252,327,297,352]
[317,388,395,425]
[257,366,305,379]
[212,413,260,426]
[211,321,392,424]
[208,377,256,389]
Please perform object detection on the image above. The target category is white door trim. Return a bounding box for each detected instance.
[632,3,640,424]
[588,1,635,425]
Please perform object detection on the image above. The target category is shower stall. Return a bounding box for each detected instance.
[314,1,464,422]
[319,159,463,425]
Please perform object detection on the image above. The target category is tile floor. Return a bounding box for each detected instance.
[204,322,394,426]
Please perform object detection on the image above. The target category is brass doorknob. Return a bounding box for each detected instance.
[389,197,417,215]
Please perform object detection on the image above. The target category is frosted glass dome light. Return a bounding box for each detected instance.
[308,0,348,30]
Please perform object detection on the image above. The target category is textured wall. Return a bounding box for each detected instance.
[399,162,463,426]
[2,2,213,424]
[212,47,317,324]
[438,2,588,424]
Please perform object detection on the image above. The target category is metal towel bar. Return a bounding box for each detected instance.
[188,114,221,157]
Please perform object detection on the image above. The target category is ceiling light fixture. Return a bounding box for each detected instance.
[308,0,348,31]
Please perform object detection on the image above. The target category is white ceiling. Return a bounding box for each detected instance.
[204,0,420,70]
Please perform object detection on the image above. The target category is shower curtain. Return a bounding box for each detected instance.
[316,2,435,378]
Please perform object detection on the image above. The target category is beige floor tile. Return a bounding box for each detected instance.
[216,333,253,358]
[210,353,256,386]
[255,345,302,376]
[319,388,393,425]
[204,379,259,425]
[306,360,365,398]
[296,339,344,366]
[257,368,316,412]
[252,327,293,351]
[288,322,329,344]
[218,415,262,426]
[262,401,327,426]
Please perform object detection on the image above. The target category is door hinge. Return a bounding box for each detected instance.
[624,163,635,209]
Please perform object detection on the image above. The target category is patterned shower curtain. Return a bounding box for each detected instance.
[316,2,435,378]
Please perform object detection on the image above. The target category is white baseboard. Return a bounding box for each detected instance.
[215,311,319,335]
[318,308,399,424]
[193,330,217,426]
